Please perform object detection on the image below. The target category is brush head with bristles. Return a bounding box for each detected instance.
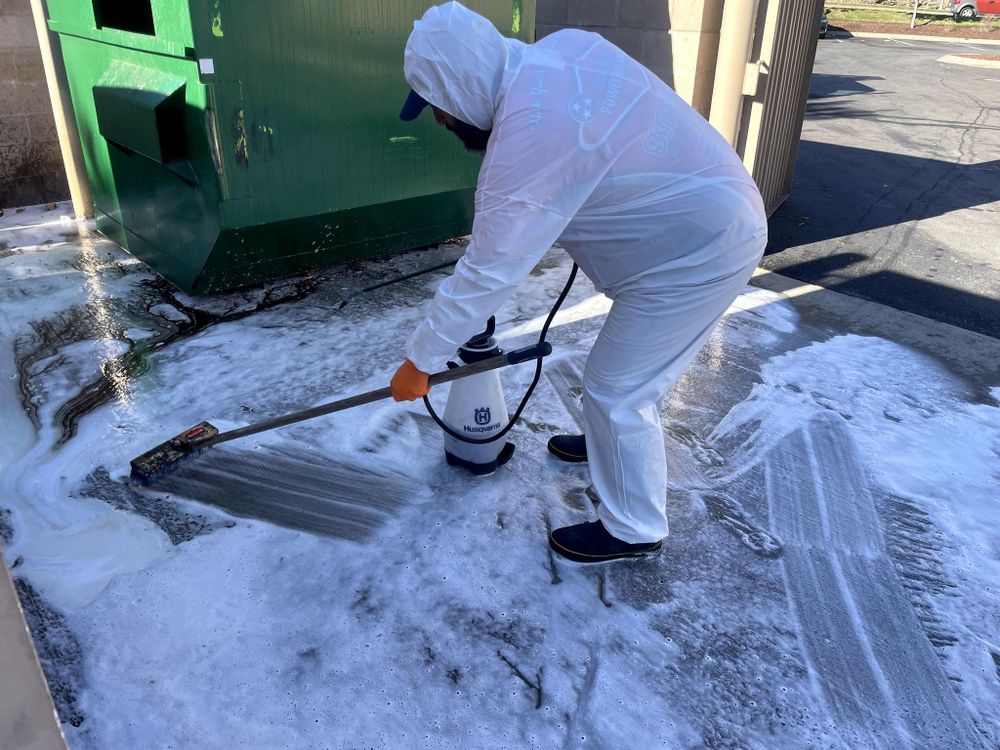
[129,422,220,486]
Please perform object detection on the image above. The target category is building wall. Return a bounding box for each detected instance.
[667,0,724,116]
[0,0,67,210]
[536,0,673,87]
[534,0,724,117]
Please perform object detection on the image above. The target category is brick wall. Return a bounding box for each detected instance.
[0,0,68,210]
[536,0,674,86]
[534,0,725,117]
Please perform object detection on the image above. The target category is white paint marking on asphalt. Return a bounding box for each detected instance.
[946,41,988,51]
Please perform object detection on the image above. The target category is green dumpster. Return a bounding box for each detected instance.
[47,0,534,293]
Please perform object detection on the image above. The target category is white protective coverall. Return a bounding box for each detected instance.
[404,2,768,543]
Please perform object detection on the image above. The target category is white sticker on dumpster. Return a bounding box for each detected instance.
[199,58,216,75]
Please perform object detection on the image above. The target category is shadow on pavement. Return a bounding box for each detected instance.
[767,252,1000,338]
[809,73,880,99]
[765,140,1000,337]
[825,27,855,40]
[769,142,1000,248]
[803,74,884,121]
[805,75,1000,130]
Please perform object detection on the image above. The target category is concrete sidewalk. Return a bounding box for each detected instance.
[2,205,998,748]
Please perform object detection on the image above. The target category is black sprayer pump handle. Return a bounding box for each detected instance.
[427,341,550,386]
[505,341,551,365]
[464,316,497,348]
[212,341,552,446]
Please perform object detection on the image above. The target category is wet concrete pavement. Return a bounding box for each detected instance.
[1,204,999,749]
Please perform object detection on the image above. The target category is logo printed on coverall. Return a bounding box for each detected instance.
[569,41,651,151]
[643,104,685,157]
[529,70,547,129]
[569,94,597,123]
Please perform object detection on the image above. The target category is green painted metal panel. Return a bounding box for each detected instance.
[50,0,535,293]
[204,80,251,201]
[47,0,195,55]
[55,34,220,289]
[93,63,187,164]
[195,188,476,294]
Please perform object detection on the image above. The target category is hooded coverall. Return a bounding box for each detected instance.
[402,2,768,544]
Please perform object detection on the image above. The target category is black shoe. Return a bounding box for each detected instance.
[547,434,587,463]
[549,520,662,564]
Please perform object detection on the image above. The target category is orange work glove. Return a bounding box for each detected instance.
[390,359,431,402]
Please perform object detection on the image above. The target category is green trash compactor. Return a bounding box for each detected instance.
[48,0,534,293]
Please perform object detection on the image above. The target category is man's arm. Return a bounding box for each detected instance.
[389,194,573,401]
[391,101,611,400]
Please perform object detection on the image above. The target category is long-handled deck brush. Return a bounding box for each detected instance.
[129,341,552,486]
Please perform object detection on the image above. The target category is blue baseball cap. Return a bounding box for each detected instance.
[399,89,430,121]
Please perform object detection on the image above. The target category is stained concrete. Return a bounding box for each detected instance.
[1,203,998,748]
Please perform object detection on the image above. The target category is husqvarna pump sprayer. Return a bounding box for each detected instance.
[440,318,515,475]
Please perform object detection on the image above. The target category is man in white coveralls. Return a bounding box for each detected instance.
[390,2,768,563]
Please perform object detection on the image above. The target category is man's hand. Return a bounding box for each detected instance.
[391,359,431,402]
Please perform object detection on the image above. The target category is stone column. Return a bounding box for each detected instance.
[667,0,724,116]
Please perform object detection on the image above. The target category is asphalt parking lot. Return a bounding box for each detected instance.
[762,35,1000,338]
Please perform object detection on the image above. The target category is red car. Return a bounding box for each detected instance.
[948,0,999,19]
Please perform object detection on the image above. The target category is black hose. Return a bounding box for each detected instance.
[422,263,579,444]
[336,258,459,310]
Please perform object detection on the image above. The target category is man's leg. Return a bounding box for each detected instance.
[574,248,762,547]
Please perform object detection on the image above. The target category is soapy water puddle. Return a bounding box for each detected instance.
[80,467,236,545]
[2,213,999,748]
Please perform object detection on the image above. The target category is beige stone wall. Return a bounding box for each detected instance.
[534,0,724,117]
[0,0,67,210]
[667,0,723,116]
[536,0,674,87]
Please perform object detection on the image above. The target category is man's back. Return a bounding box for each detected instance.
[487,28,768,292]
[398,2,768,373]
